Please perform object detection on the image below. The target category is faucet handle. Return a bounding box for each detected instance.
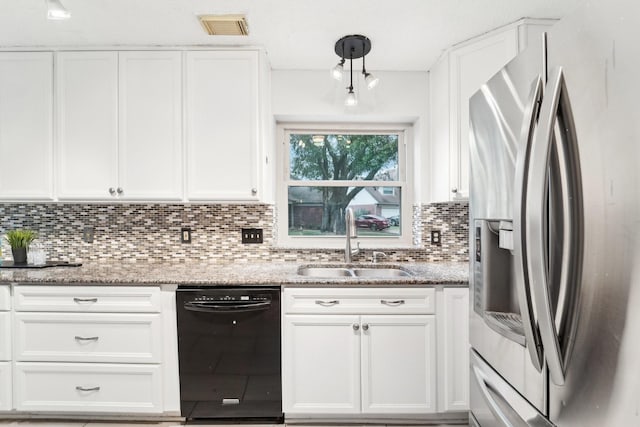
[372,251,387,263]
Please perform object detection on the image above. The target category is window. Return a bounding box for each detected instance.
[277,123,413,248]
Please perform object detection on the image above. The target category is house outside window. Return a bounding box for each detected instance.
[277,123,414,248]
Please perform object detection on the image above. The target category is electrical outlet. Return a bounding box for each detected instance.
[181,227,192,244]
[431,230,441,245]
[242,228,264,244]
[82,226,94,243]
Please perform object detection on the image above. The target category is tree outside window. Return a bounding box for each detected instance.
[285,131,404,238]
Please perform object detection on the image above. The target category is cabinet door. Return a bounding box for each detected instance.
[0,52,53,200]
[56,51,118,199]
[14,362,162,413]
[448,29,519,200]
[283,314,360,414]
[118,51,183,200]
[0,312,10,362]
[0,362,10,411]
[439,288,470,412]
[360,315,436,414]
[186,51,260,201]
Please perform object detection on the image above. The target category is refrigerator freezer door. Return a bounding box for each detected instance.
[544,0,640,425]
[469,36,547,415]
[470,350,553,427]
[469,40,544,221]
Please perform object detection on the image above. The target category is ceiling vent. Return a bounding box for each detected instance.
[199,15,249,36]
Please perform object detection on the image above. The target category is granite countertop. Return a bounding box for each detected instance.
[0,261,469,287]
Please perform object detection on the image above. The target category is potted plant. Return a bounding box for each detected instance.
[4,229,37,264]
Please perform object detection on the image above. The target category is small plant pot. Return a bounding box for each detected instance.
[12,247,27,264]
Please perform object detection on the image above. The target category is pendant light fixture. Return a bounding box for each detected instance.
[47,0,71,20]
[331,35,379,107]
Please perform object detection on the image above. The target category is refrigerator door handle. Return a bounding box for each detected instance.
[513,75,545,372]
[471,351,554,427]
[527,66,584,386]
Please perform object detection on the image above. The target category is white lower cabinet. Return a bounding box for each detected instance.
[361,315,436,414]
[14,362,162,413]
[14,312,162,363]
[0,362,11,411]
[0,311,10,363]
[283,315,361,413]
[10,284,179,416]
[283,287,438,416]
[0,287,11,411]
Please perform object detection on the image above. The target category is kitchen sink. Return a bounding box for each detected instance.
[352,268,411,277]
[297,265,413,278]
[297,267,355,277]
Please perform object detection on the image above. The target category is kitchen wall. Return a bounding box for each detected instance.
[0,69,470,265]
[0,202,467,264]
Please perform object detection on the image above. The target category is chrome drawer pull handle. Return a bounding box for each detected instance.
[73,297,98,303]
[74,336,99,342]
[315,300,339,306]
[381,299,405,306]
[75,386,100,392]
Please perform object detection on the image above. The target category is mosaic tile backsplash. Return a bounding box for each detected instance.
[0,202,468,263]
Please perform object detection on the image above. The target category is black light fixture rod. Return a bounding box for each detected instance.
[361,39,367,75]
[349,53,354,92]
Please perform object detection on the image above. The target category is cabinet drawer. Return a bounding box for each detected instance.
[0,312,10,361]
[13,285,161,313]
[0,286,9,310]
[14,362,162,414]
[0,362,10,411]
[284,288,435,314]
[14,312,162,363]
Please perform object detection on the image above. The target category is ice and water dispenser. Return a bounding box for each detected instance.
[473,219,526,345]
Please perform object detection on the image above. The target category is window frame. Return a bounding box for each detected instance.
[276,122,415,249]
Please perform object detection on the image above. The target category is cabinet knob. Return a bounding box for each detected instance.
[362,323,369,331]
[451,187,458,194]
[108,187,116,196]
[251,188,258,195]
[117,187,123,195]
[352,323,360,331]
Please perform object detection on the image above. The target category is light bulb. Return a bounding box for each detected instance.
[47,0,71,20]
[365,73,379,90]
[331,63,344,81]
[345,90,357,107]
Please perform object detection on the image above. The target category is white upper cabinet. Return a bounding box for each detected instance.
[118,51,182,200]
[430,19,555,202]
[56,51,119,199]
[186,50,261,201]
[56,51,182,201]
[0,52,53,200]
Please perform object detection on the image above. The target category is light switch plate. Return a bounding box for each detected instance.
[181,227,192,244]
[242,228,263,244]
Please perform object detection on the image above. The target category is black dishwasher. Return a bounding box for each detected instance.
[176,287,283,423]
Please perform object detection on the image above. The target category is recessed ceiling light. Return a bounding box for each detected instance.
[47,0,70,20]
[198,15,249,36]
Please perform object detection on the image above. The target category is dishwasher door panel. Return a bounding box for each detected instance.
[176,287,282,422]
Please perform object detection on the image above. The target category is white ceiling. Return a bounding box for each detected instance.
[1,0,583,71]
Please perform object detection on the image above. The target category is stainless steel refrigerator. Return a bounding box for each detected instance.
[468,0,640,425]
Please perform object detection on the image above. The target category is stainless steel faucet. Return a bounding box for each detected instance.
[345,207,360,263]
[372,251,387,263]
